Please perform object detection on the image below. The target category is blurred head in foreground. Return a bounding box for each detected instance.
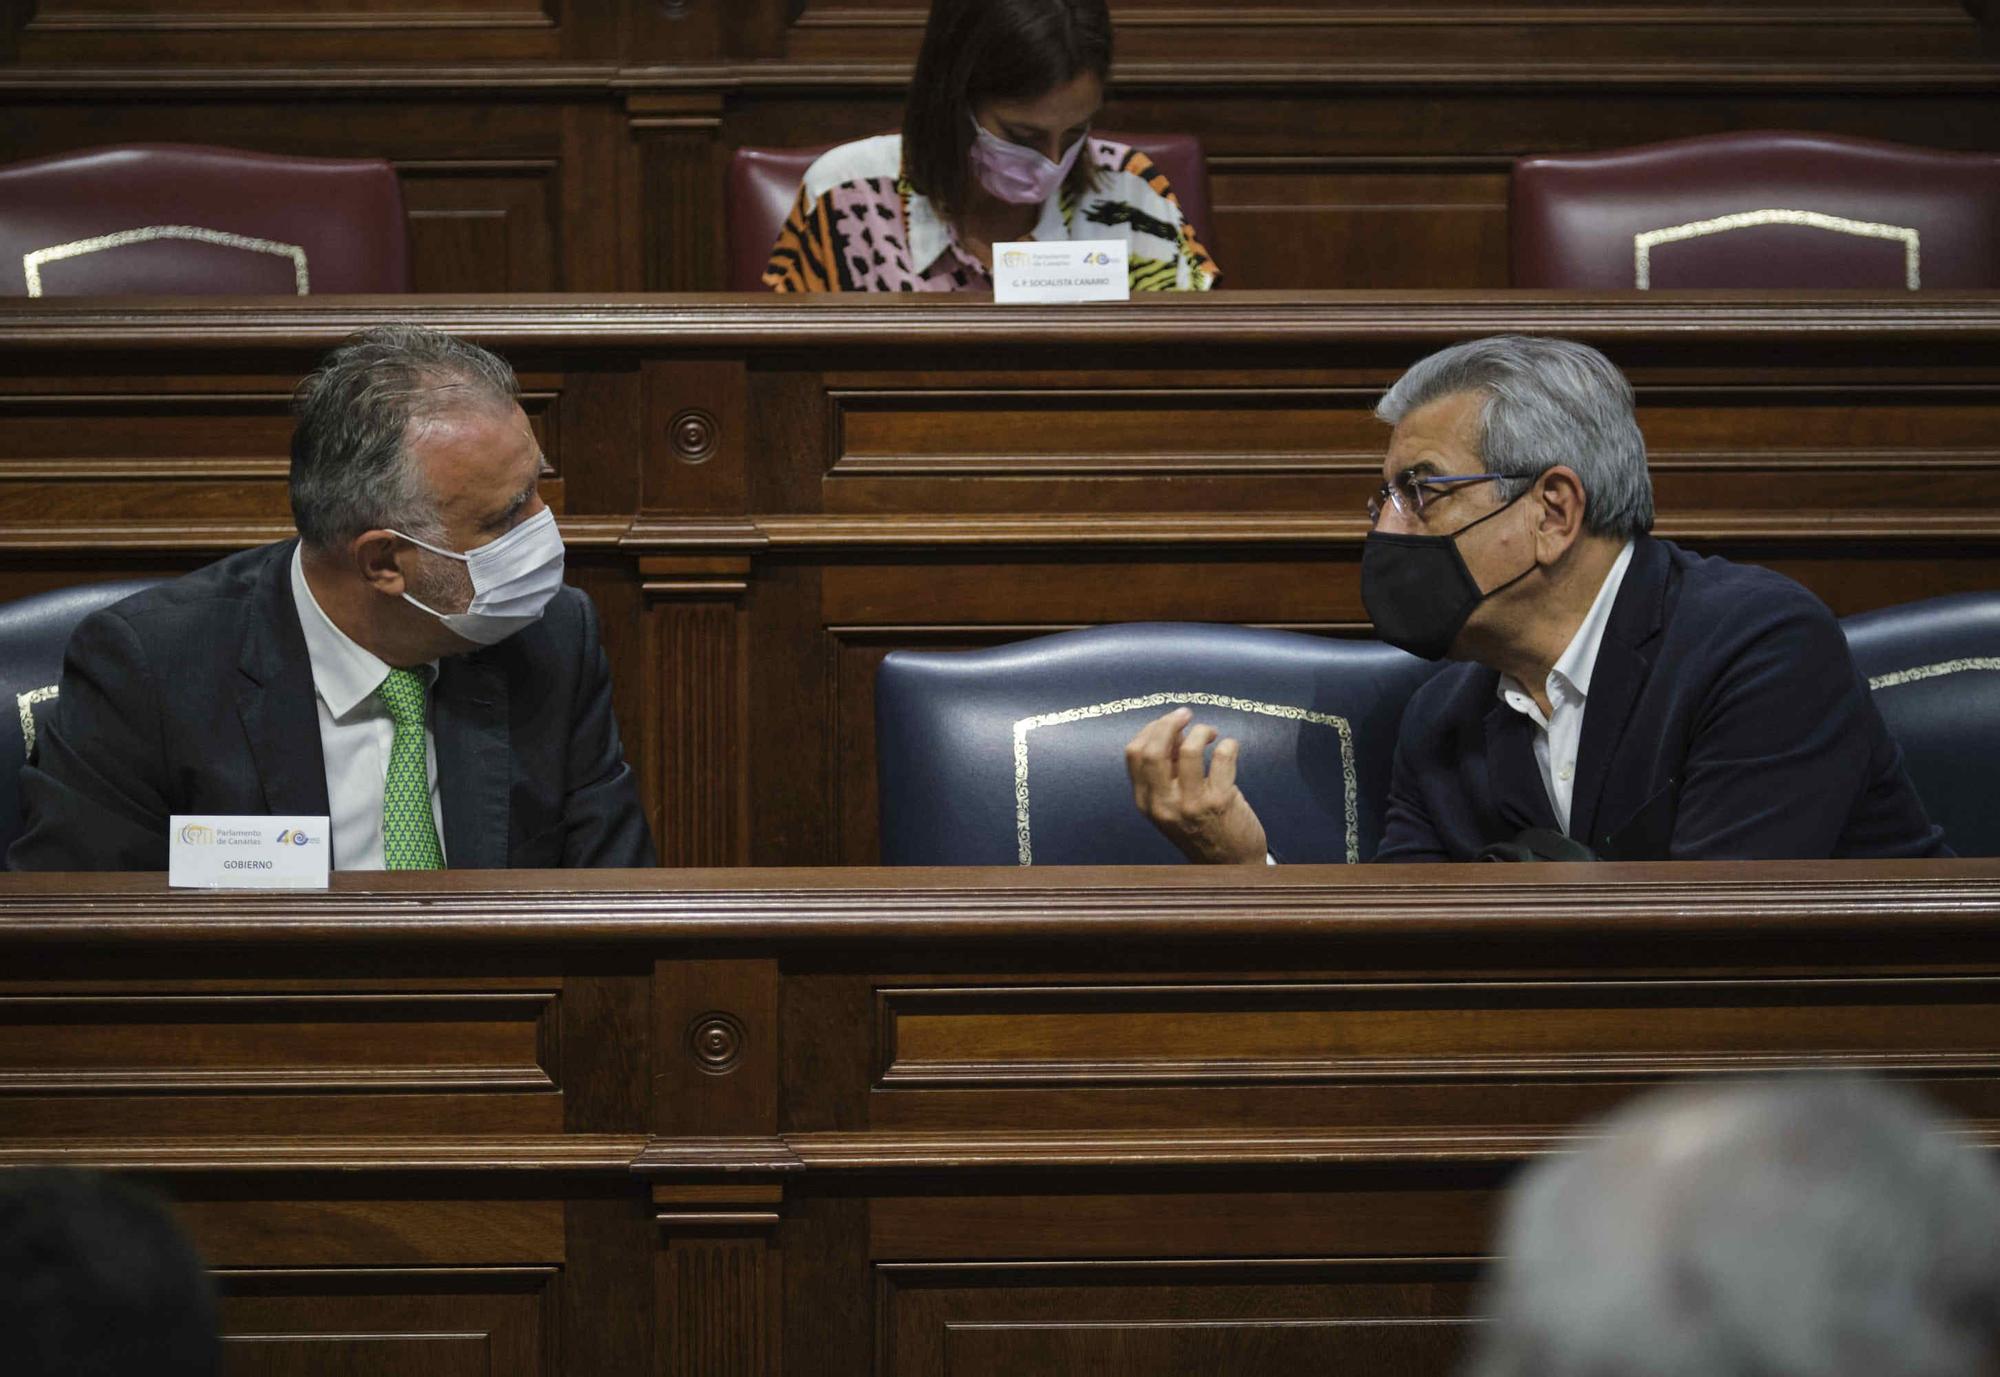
[0,1169,220,1377]
[1465,1076,2000,1377]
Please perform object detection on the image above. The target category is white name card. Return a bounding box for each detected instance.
[992,238,1130,304]
[169,815,331,890]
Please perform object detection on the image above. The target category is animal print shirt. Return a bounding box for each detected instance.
[763,133,1219,293]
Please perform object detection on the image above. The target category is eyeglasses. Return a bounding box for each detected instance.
[1366,471,1517,526]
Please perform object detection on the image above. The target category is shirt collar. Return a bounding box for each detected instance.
[1497,539,1637,712]
[904,185,955,277]
[289,543,413,721]
[904,181,1070,278]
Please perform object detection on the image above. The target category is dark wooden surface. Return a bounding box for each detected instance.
[4,862,2000,1375]
[1,1,1994,291]
[4,291,2000,864]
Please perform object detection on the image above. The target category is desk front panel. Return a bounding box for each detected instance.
[3,864,1998,1374]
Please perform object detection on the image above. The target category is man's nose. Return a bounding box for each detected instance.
[1374,503,1422,537]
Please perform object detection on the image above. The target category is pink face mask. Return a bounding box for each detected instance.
[967,114,1086,205]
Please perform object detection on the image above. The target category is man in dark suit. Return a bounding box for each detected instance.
[1126,334,1945,862]
[9,324,655,871]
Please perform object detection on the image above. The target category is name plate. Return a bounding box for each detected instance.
[992,238,1130,304]
[169,815,331,890]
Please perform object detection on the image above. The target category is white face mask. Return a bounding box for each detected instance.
[391,505,565,646]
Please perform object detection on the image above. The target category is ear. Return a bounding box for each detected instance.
[350,529,409,596]
[1530,465,1589,563]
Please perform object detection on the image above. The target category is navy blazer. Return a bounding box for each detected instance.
[8,540,656,871]
[1376,536,1947,861]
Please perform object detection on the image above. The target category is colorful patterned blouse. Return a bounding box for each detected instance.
[763,133,1219,293]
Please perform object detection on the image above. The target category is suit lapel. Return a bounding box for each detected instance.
[235,541,332,824]
[434,652,510,869]
[1484,697,1559,835]
[1567,538,1669,847]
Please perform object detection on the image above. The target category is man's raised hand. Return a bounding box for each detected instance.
[1123,707,1269,864]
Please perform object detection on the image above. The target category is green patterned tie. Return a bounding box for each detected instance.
[376,667,444,870]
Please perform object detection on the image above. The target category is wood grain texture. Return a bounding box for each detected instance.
[881,1258,1477,1377]
[3,865,1999,1374]
[659,1236,777,1377]
[218,1266,557,1377]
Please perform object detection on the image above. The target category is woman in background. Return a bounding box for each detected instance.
[765,0,1218,293]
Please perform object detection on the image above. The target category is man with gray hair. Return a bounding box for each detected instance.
[1465,1076,2000,1377]
[11,324,655,870]
[1127,334,1943,861]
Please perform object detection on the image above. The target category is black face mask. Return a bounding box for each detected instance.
[1360,488,1538,660]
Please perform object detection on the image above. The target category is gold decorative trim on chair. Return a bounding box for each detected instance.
[1011,690,1360,866]
[23,225,311,297]
[16,686,56,761]
[1868,657,2000,692]
[1633,209,1920,290]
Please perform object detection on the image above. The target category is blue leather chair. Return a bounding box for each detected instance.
[876,623,1439,865]
[1842,591,2000,857]
[1,580,162,865]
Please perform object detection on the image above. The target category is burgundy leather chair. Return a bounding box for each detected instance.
[0,144,412,296]
[1512,130,2000,290]
[726,131,1213,291]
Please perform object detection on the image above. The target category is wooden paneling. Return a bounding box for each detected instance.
[876,978,2000,1090]
[2,1,1994,290]
[220,1267,558,1377]
[4,865,1999,1376]
[182,1195,566,1268]
[776,1,1986,66]
[880,1260,1477,1377]
[0,991,555,1094]
[5,293,2000,865]
[12,0,593,64]
[1209,162,1510,291]
[401,161,563,294]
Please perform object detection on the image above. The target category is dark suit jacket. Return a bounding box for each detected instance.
[8,540,657,871]
[1376,536,1948,861]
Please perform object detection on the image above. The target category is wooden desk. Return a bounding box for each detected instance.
[4,1,1993,292]
[4,863,1999,1376]
[3,292,1998,864]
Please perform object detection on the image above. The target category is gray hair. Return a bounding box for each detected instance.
[1465,1076,2000,1377]
[1375,335,1654,539]
[289,323,520,552]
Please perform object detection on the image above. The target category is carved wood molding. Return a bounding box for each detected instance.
[640,563,750,866]
[656,1232,776,1377]
[5,861,2000,945]
[624,1121,2000,1174]
[0,515,634,555]
[789,5,1973,29]
[4,293,1995,351]
[0,65,622,94]
[0,1065,553,1094]
[0,1134,650,1172]
[12,509,1921,579]
[613,61,2000,92]
[24,8,559,34]
[3,60,1994,97]
[633,1136,807,1175]
[747,511,2000,549]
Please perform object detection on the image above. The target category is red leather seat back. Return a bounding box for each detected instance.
[726,132,1213,291]
[1512,130,2000,289]
[0,144,412,296]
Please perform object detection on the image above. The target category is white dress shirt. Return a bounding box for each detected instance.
[289,547,444,870]
[1494,540,1636,833]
